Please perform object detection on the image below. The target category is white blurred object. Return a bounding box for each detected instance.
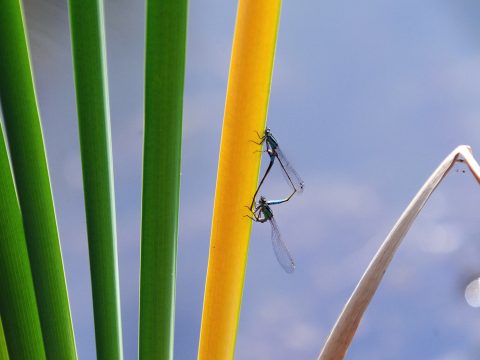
[465,278,480,308]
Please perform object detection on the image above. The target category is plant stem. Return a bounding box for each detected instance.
[197,0,282,358]
[68,1,123,358]
[0,1,77,358]
[139,0,188,358]
[0,317,8,360]
[0,122,46,359]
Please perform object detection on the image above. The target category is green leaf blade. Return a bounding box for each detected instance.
[139,0,188,358]
[68,0,124,358]
[0,1,77,358]
[0,123,46,359]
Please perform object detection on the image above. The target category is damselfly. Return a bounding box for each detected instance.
[250,128,304,209]
[248,196,296,273]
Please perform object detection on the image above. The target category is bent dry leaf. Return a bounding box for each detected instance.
[318,145,480,360]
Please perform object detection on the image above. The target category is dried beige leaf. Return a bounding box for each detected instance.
[318,145,480,360]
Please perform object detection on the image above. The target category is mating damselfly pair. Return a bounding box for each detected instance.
[248,128,304,273]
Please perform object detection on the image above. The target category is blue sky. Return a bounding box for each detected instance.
[20,0,480,358]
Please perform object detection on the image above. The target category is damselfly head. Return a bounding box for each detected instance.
[259,196,267,204]
[264,128,271,135]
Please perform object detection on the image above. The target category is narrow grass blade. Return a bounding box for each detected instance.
[0,122,45,359]
[139,0,188,358]
[318,145,480,360]
[68,1,123,358]
[0,1,77,358]
[0,317,8,360]
[197,0,282,358]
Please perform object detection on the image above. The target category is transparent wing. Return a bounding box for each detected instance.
[275,146,304,193]
[269,217,295,273]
